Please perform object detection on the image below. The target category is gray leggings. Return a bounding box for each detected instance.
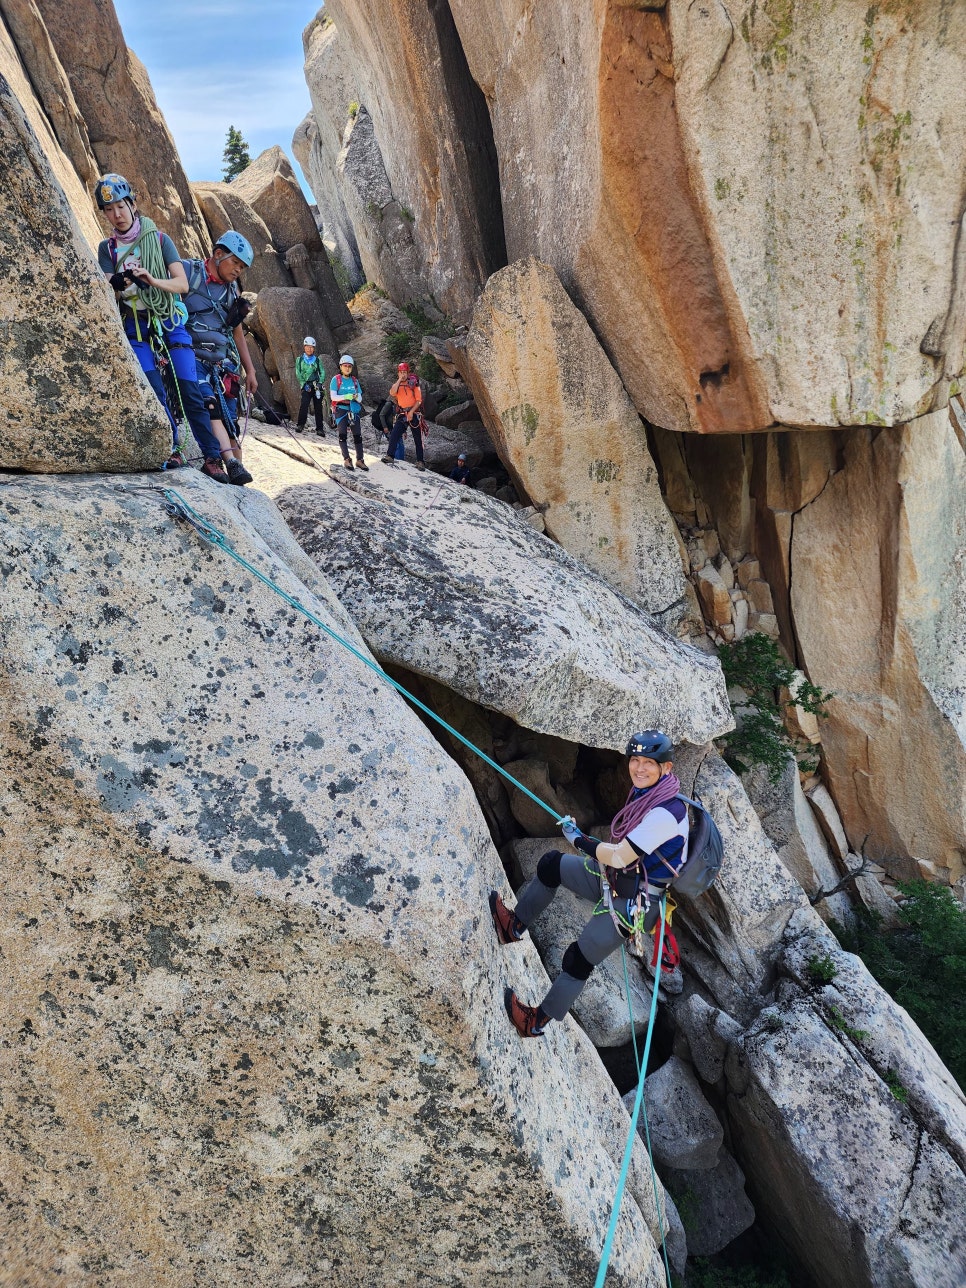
[514,852,656,1022]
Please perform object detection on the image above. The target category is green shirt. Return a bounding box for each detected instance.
[296,354,325,388]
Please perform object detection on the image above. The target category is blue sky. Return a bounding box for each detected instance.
[113,0,319,194]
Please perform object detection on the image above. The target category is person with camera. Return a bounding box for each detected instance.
[95,172,231,483]
[180,231,259,485]
[294,337,326,435]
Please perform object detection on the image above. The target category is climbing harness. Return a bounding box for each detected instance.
[161,486,675,1286]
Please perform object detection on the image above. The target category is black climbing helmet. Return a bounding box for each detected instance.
[625,730,674,762]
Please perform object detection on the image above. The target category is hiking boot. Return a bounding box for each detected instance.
[201,458,230,484]
[504,988,546,1038]
[294,423,305,433]
[316,427,326,438]
[343,457,354,470]
[355,459,369,471]
[416,461,427,472]
[380,455,394,464]
[489,891,523,945]
[225,458,253,486]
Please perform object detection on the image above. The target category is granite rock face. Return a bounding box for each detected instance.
[321,0,966,430]
[790,404,966,886]
[463,258,690,625]
[37,0,207,258]
[273,466,734,751]
[192,181,292,296]
[0,72,170,471]
[308,0,507,322]
[0,471,669,1286]
[247,288,337,420]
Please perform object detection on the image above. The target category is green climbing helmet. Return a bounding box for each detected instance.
[95,173,134,209]
[215,230,254,267]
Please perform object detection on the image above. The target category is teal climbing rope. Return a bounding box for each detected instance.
[163,485,673,1286]
[595,908,670,1288]
[162,488,566,824]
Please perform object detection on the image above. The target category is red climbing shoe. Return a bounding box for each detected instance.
[504,988,546,1038]
[489,891,523,944]
[201,458,230,484]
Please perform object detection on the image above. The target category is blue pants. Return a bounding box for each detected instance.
[387,413,424,462]
[124,316,220,460]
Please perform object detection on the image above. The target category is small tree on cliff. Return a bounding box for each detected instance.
[222,126,251,182]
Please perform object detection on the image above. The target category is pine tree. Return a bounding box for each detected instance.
[222,126,251,183]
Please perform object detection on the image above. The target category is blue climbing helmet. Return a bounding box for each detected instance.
[215,230,254,267]
[625,730,674,762]
[95,173,134,209]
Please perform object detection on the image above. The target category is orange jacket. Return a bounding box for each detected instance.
[391,377,423,412]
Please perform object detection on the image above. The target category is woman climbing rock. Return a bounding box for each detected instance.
[94,172,231,483]
[491,729,687,1037]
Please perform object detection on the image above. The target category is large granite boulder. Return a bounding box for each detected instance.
[723,914,966,1288]
[232,146,351,331]
[246,288,337,420]
[0,0,100,246]
[790,404,966,887]
[637,1056,723,1172]
[437,0,966,432]
[37,0,207,258]
[463,258,691,625]
[314,0,507,322]
[272,466,734,751]
[0,470,670,1285]
[192,181,292,295]
[294,14,363,289]
[0,71,170,471]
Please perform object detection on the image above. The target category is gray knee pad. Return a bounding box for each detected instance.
[537,849,563,888]
[562,941,594,981]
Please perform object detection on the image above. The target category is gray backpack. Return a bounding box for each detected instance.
[672,795,724,897]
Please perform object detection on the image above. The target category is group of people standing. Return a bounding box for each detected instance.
[294,348,429,473]
[96,173,256,485]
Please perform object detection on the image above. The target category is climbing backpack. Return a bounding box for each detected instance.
[670,794,724,897]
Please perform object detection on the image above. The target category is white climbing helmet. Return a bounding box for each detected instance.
[303,336,316,346]
[339,354,354,366]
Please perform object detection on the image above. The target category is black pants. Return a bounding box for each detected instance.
[335,409,364,459]
[387,413,424,462]
[297,386,326,432]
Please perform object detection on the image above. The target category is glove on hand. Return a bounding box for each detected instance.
[560,816,582,846]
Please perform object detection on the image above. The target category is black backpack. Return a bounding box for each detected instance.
[671,795,724,897]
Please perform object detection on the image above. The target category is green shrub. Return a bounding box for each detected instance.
[836,881,966,1091]
[417,353,442,382]
[807,952,837,986]
[717,634,833,783]
[347,101,359,119]
[884,1069,909,1103]
[384,330,414,363]
[828,1006,868,1042]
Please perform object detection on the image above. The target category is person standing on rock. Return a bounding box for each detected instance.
[330,355,367,470]
[95,173,231,485]
[490,730,687,1037]
[294,336,326,436]
[180,230,260,486]
[383,362,426,470]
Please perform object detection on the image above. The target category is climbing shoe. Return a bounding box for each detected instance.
[225,458,253,486]
[355,459,369,471]
[201,458,230,484]
[489,891,524,944]
[504,988,546,1038]
[316,427,326,438]
[162,452,184,471]
[342,457,354,470]
[416,461,427,471]
[294,424,305,433]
